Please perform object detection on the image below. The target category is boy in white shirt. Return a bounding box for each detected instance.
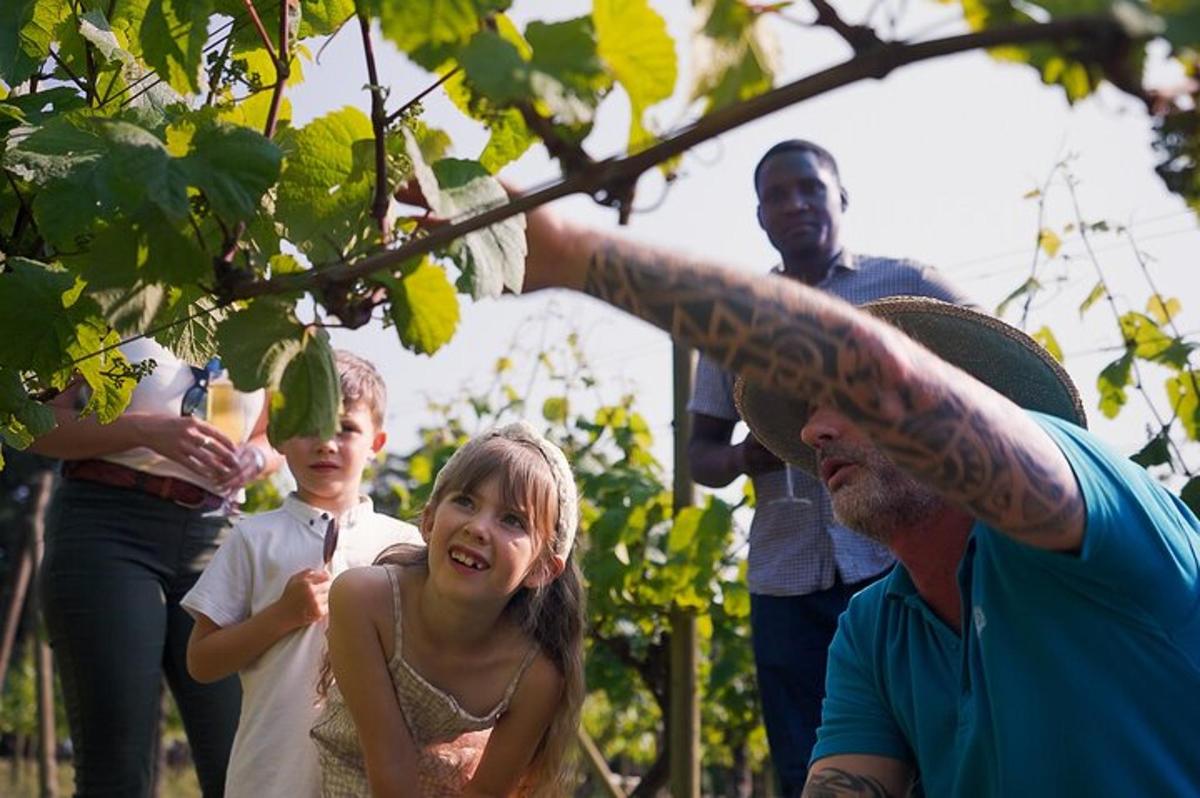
[182,350,422,798]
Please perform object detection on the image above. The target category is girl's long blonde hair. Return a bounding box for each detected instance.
[320,426,585,796]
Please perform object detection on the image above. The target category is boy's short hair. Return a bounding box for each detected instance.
[335,350,386,428]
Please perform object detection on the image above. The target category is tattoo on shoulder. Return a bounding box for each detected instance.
[802,768,904,798]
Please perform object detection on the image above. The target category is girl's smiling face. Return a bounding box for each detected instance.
[421,439,565,602]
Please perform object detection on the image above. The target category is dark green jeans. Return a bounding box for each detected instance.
[39,478,242,797]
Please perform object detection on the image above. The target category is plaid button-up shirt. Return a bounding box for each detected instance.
[688,252,971,596]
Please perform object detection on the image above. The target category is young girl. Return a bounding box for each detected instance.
[311,422,585,796]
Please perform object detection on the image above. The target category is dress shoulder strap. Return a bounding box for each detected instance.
[382,563,405,654]
[495,643,541,714]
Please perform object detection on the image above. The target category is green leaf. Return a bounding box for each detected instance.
[0,259,98,374]
[1097,350,1133,419]
[690,0,776,113]
[369,0,505,69]
[1079,280,1107,317]
[594,0,677,153]
[477,108,537,171]
[139,0,215,94]
[1129,430,1172,468]
[267,326,340,445]
[276,106,375,262]
[1181,476,1200,517]
[994,276,1041,319]
[542,396,568,423]
[404,130,526,298]
[214,298,306,391]
[9,115,190,250]
[62,205,210,291]
[180,120,282,222]
[0,0,69,85]
[1119,311,1194,369]
[79,9,135,67]
[460,30,533,105]
[1166,371,1200,440]
[381,259,461,355]
[1147,294,1182,325]
[1037,227,1062,258]
[71,319,136,423]
[297,0,356,38]
[149,286,225,364]
[0,366,56,450]
[1031,325,1063,363]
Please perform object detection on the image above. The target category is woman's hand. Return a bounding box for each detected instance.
[136,414,241,483]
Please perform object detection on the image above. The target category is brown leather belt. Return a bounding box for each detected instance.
[63,459,223,511]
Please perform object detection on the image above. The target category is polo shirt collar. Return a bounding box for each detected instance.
[771,250,857,281]
[283,493,375,536]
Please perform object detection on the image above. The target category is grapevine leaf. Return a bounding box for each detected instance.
[78,9,135,67]
[690,0,777,113]
[1146,294,1182,325]
[403,130,526,298]
[1119,311,1194,368]
[994,276,1041,319]
[10,115,191,250]
[1097,350,1133,419]
[179,120,282,222]
[460,30,533,105]
[267,326,340,445]
[1079,280,1107,317]
[0,0,69,85]
[542,396,568,423]
[380,259,461,355]
[1037,227,1062,258]
[368,0,508,69]
[138,0,214,95]
[148,286,225,364]
[71,318,135,423]
[0,258,100,375]
[1031,325,1063,363]
[1129,430,1172,468]
[297,0,356,38]
[62,206,209,290]
[276,106,375,262]
[0,366,56,450]
[594,0,677,153]
[1182,476,1200,517]
[215,298,306,391]
[1166,371,1200,440]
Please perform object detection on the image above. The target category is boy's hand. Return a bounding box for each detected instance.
[277,568,332,628]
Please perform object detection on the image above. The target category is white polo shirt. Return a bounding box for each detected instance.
[182,494,422,798]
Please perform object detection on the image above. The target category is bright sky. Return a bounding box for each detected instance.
[290,1,1200,486]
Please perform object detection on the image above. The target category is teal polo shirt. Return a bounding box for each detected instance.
[813,413,1200,796]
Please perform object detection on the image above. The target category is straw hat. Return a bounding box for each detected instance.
[733,297,1087,475]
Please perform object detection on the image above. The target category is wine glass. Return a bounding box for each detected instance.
[767,463,813,507]
[206,372,249,513]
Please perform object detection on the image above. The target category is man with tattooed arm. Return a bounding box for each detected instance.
[517,196,1200,796]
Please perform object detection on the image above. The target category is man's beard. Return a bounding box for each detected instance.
[823,443,942,544]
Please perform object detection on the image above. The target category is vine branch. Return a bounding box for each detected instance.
[240,0,280,66]
[228,14,1137,305]
[358,15,390,238]
[808,0,885,53]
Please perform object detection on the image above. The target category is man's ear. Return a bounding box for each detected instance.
[840,187,850,211]
[756,203,767,231]
[523,554,566,589]
[371,430,387,454]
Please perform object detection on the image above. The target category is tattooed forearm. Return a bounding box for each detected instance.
[582,240,1083,545]
[801,768,902,798]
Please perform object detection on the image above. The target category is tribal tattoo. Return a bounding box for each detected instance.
[582,241,1083,544]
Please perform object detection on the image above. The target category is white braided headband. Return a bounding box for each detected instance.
[430,421,579,557]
